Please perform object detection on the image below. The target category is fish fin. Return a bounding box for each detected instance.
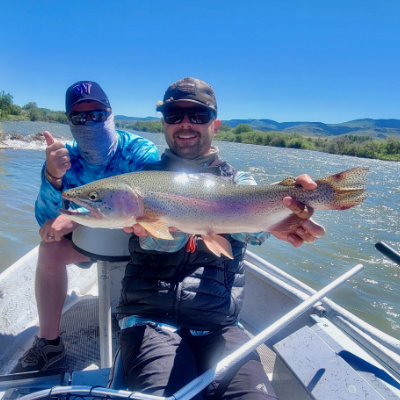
[277,177,297,187]
[137,220,174,240]
[317,167,369,210]
[201,233,234,259]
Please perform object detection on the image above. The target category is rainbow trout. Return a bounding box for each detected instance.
[60,167,368,258]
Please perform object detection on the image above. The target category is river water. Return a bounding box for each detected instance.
[0,121,399,340]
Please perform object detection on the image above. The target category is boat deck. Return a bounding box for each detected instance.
[49,294,277,379]
[2,248,399,399]
[52,295,114,372]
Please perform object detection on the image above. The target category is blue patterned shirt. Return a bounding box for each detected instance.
[35,130,159,226]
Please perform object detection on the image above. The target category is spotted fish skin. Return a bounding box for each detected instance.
[60,167,368,236]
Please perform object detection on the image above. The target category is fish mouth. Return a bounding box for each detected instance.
[61,192,104,219]
[59,205,103,220]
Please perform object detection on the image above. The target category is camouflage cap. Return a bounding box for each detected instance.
[156,77,217,113]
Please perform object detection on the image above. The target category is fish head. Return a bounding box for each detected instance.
[60,180,144,228]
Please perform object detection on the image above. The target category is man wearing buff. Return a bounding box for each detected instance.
[13,81,159,372]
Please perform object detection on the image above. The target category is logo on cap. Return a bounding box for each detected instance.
[73,82,92,96]
[177,80,197,95]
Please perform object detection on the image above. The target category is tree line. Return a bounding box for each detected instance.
[115,120,163,132]
[0,91,67,123]
[2,90,399,161]
[214,123,400,161]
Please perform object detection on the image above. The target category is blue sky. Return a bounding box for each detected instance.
[1,0,399,123]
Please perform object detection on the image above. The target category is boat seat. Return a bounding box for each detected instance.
[72,226,131,369]
[272,325,387,399]
[72,226,131,263]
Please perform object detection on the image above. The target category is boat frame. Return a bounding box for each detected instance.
[1,242,399,399]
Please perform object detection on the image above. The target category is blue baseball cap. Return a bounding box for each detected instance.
[65,81,111,114]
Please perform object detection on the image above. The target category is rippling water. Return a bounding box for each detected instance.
[0,120,399,339]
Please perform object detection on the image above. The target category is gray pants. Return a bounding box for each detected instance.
[120,323,277,399]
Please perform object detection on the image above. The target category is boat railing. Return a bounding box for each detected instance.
[244,249,400,380]
[17,386,165,400]
[375,241,400,266]
[19,264,364,400]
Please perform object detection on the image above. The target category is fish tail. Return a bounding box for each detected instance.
[317,167,369,210]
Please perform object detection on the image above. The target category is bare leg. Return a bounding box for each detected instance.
[35,238,90,339]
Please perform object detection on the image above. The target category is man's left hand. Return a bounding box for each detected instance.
[39,215,79,242]
[269,174,326,247]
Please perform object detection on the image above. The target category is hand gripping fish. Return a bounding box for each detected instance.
[60,167,368,258]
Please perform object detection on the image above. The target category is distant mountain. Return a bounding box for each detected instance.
[221,118,400,138]
[114,115,159,122]
[114,115,400,138]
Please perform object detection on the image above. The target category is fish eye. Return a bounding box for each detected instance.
[88,191,99,201]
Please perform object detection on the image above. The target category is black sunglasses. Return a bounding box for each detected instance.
[163,108,216,125]
[68,109,111,125]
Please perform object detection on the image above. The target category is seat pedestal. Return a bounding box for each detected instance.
[72,226,130,368]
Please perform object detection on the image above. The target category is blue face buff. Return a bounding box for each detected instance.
[69,113,118,165]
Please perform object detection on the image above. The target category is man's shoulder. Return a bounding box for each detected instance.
[115,130,159,168]
[116,130,157,150]
[116,129,147,142]
[215,160,257,185]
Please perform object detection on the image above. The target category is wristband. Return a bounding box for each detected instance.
[45,168,63,185]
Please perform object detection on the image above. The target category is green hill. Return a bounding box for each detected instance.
[113,116,400,138]
[220,118,400,138]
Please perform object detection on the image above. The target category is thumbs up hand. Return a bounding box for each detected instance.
[44,131,71,179]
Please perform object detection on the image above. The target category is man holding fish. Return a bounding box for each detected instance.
[59,78,369,398]
[113,78,327,399]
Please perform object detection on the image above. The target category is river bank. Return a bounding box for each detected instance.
[215,128,400,161]
[2,117,400,161]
